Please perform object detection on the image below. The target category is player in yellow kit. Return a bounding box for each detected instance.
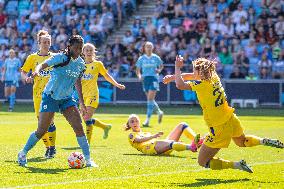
[21,30,57,158]
[81,43,125,144]
[125,114,203,155]
[163,55,283,173]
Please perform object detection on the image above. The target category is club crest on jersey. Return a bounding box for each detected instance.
[39,70,50,77]
[82,73,93,80]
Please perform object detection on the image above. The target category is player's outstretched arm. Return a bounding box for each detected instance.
[174,55,192,90]
[103,72,126,90]
[134,132,163,143]
[163,73,197,84]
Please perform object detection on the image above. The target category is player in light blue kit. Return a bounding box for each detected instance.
[17,35,97,168]
[136,41,164,127]
[1,49,21,112]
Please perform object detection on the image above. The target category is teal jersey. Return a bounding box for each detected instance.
[136,53,163,78]
[3,58,21,81]
[44,53,86,100]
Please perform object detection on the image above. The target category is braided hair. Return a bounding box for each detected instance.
[192,58,217,81]
[54,35,84,68]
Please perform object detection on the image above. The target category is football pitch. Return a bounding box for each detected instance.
[0,105,283,189]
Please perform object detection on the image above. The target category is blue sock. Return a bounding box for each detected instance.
[76,136,90,160]
[153,100,161,113]
[147,100,154,119]
[9,93,15,109]
[23,132,40,154]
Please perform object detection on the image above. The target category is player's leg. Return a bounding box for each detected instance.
[47,119,57,158]
[4,82,10,103]
[154,140,196,154]
[198,144,253,173]
[8,83,17,111]
[18,112,54,166]
[151,78,163,124]
[144,90,156,126]
[231,114,283,148]
[62,105,97,167]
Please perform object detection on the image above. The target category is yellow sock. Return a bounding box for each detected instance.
[92,118,109,130]
[42,132,50,148]
[86,125,94,144]
[48,124,56,147]
[170,142,188,151]
[244,135,261,147]
[182,127,196,141]
[209,157,234,170]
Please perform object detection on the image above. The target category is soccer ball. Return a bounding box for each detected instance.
[68,152,86,169]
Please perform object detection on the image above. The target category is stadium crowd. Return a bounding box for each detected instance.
[0,0,283,80]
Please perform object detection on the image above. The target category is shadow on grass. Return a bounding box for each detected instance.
[24,166,68,174]
[170,178,250,187]
[5,157,48,164]
[123,153,187,158]
[61,146,108,151]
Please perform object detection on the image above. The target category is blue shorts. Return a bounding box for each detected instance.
[4,81,18,87]
[142,76,159,92]
[40,93,77,113]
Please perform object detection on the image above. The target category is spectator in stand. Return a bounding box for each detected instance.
[272,51,284,79]
[258,53,272,77]
[122,30,135,46]
[219,47,233,78]
[232,4,247,25]
[230,66,245,79]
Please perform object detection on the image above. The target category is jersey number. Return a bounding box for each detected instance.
[213,87,224,107]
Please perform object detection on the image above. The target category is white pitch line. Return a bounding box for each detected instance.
[3,160,284,189]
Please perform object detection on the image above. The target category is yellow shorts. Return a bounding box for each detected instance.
[141,140,173,155]
[204,114,244,148]
[84,95,99,109]
[33,97,42,118]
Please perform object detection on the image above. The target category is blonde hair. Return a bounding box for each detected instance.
[83,43,99,60]
[124,114,140,131]
[192,58,216,80]
[37,30,51,43]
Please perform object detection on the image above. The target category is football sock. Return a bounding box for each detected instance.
[85,119,94,144]
[91,118,108,130]
[169,142,188,151]
[244,135,261,147]
[181,123,196,141]
[76,136,90,160]
[48,123,56,147]
[42,132,50,148]
[9,93,15,109]
[206,157,234,170]
[23,132,40,154]
[147,100,154,119]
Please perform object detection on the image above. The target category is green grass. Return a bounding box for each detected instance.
[0,105,283,188]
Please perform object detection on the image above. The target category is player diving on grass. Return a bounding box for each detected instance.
[125,114,203,155]
[136,41,164,127]
[18,35,97,168]
[163,55,283,173]
[21,30,57,159]
[81,43,125,144]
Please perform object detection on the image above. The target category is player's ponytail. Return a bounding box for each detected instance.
[54,35,84,68]
[124,122,131,131]
[192,58,216,81]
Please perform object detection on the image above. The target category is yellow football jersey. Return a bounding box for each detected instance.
[128,132,156,153]
[187,73,234,126]
[21,52,53,99]
[81,61,107,97]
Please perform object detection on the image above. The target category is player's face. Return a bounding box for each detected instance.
[9,50,15,58]
[128,117,140,132]
[39,37,51,52]
[83,46,94,59]
[70,42,83,59]
[145,44,153,55]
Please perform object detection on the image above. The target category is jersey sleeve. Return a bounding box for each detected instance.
[45,53,66,67]
[129,133,137,143]
[21,55,34,72]
[156,55,163,66]
[186,80,201,91]
[98,61,107,76]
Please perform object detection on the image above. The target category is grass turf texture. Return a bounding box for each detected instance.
[0,104,283,188]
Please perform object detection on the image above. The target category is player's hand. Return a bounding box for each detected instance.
[25,76,34,84]
[175,55,184,68]
[162,75,174,84]
[117,83,126,90]
[31,71,39,78]
[138,75,142,81]
[154,131,163,138]
[79,103,87,117]
[1,77,4,82]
